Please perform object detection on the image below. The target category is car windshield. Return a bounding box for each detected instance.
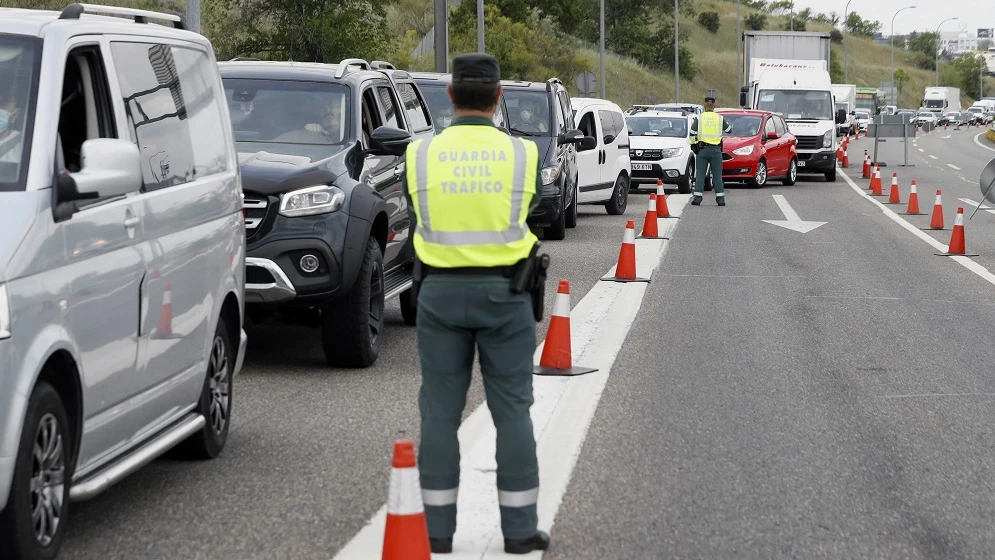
[625,115,687,137]
[757,90,833,120]
[722,114,763,137]
[504,90,552,136]
[418,84,455,133]
[223,78,351,160]
[855,112,870,119]
[0,35,41,192]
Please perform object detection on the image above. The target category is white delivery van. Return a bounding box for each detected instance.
[571,97,632,215]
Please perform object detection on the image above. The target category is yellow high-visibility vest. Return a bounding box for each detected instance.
[406,125,539,268]
[698,112,724,145]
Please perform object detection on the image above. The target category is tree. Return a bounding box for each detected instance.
[743,0,769,9]
[893,68,910,96]
[744,13,767,31]
[906,31,940,58]
[952,54,986,98]
[845,12,880,39]
[698,11,720,34]
[769,0,792,15]
[782,16,806,32]
[649,20,697,81]
[980,39,993,52]
[830,28,843,44]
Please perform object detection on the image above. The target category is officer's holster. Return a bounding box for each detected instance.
[510,243,550,322]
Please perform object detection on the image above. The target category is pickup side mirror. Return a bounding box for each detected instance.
[368,126,412,156]
[835,108,847,124]
[63,139,142,201]
[765,130,778,140]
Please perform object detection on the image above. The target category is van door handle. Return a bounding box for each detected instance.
[124,217,140,228]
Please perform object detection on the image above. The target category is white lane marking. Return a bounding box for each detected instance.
[763,194,827,233]
[841,169,995,288]
[958,197,995,213]
[974,131,995,153]
[918,148,925,153]
[947,163,962,171]
[929,155,938,160]
[875,392,995,399]
[333,197,692,559]
[943,135,952,139]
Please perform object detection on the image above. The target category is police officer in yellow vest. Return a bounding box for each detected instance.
[690,93,732,206]
[404,53,551,555]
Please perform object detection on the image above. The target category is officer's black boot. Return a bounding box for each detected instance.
[505,530,551,554]
[691,195,702,206]
[430,537,453,553]
[717,196,726,206]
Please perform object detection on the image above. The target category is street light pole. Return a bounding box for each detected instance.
[674,0,680,102]
[843,0,854,83]
[477,0,484,53]
[736,0,741,90]
[599,0,606,99]
[434,0,449,73]
[935,18,958,87]
[891,5,916,106]
[790,2,793,33]
[185,0,200,33]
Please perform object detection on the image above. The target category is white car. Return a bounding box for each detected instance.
[624,111,698,194]
[915,111,938,127]
[571,97,632,215]
[854,110,871,131]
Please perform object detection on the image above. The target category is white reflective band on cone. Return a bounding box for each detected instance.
[935,194,942,204]
[622,226,635,244]
[552,292,570,318]
[387,467,425,516]
[422,488,458,507]
[954,212,964,226]
[647,196,656,212]
[910,183,918,193]
[497,487,539,508]
[163,289,171,304]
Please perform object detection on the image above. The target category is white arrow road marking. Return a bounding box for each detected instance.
[958,197,995,215]
[947,163,962,170]
[763,194,828,233]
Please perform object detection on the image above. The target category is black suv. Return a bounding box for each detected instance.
[501,79,595,240]
[219,58,433,367]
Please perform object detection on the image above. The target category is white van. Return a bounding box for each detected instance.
[571,98,632,215]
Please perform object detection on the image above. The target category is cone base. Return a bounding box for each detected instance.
[636,235,671,240]
[533,365,599,377]
[903,212,923,215]
[600,275,651,283]
[657,215,679,219]
[884,201,902,205]
[935,252,979,257]
[920,227,950,231]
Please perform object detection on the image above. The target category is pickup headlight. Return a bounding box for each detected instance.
[279,185,345,217]
[822,130,833,148]
[541,166,560,185]
[732,145,754,156]
[659,147,684,159]
[0,283,10,339]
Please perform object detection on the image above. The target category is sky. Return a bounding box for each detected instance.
[788,0,995,37]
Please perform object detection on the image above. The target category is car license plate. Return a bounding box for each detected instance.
[798,161,806,167]
[632,163,652,171]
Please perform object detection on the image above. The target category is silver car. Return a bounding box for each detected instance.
[0,5,246,558]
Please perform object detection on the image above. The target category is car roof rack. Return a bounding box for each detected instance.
[59,3,184,29]
[334,58,371,79]
[371,61,396,70]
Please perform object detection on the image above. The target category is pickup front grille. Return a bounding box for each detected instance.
[795,135,822,150]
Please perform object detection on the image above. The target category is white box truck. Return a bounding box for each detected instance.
[832,84,857,136]
[922,87,961,113]
[740,31,846,182]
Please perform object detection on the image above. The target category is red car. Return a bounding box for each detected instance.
[716,109,798,187]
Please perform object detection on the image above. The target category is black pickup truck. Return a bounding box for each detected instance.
[219,58,434,367]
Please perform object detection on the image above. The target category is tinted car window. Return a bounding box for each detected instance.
[764,117,776,137]
[113,42,229,191]
[418,84,454,132]
[558,90,573,129]
[599,110,617,143]
[504,90,552,136]
[377,86,403,130]
[224,78,352,161]
[553,94,567,134]
[397,83,431,130]
[773,115,787,136]
[0,35,41,191]
[577,111,597,138]
[612,112,625,141]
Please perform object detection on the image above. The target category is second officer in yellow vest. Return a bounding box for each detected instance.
[403,53,551,555]
[690,93,732,206]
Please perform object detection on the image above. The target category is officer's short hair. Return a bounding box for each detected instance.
[451,82,501,112]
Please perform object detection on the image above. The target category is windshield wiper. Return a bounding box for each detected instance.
[508,127,539,137]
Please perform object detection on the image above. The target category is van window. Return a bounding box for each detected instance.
[599,110,617,143]
[112,43,229,191]
[0,35,41,191]
[611,112,626,143]
[577,111,597,139]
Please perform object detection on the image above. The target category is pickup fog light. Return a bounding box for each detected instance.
[0,283,9,339]
[732,145,754,156]
[299,254,320,273]
[540,166,560,185]
[822,130,833,148]
[279,185,345,217]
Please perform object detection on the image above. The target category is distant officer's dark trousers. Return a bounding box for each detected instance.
[695,143,725,197]
[416,274,539,541]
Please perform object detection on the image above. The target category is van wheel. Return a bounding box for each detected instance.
[399,288,417,326]
[544,192,567,240]
[748,159,768,188]
[782,158,798,186]
[180,317,233,459]
[605,174,629,215]
[565,183,578,229]
[0,382,71,560]
[322,236,384,367]
[825,168,837,182]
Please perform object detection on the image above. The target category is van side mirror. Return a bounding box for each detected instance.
[64,139,142,200]
[368,126,412,156]
[578,136,597,151]
[835,108,847,124]
[738,86,749,108]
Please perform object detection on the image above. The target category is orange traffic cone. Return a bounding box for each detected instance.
[936,207,979,257]
[602,220,650,282]
[929,190,945,230]
[862,151,870,178]
[870,166,882,195]
[156,284,173,336]
[842,145,849,168]
[886,173,900,203]
[382,440,431,560]
[906,180,921,214]
[656,180,675,218]
[639,193,667,239]
[534,280,598,377]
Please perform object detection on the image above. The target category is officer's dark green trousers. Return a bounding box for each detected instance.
[416,274,539,541]
[695,143,726,197]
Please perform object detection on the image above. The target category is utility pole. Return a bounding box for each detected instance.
[844,0,854,83]
[674,0,680,102]
[736,0,741,89]
[434,0,449,73]
[477,0,484,53]
[935,18,958,87]
[185,0,200,33]
[599,0,606,99]
[790,2,793,33]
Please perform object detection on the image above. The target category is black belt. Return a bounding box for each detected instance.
[423,265,516,278]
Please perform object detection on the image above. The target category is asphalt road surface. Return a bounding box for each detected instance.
[60,131,995,559]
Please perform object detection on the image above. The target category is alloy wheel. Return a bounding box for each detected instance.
[368,264,384,347]
[208,336,230,435]
[30,413,64,547]
[755,162,767,185]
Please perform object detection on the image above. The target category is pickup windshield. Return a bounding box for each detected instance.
[624,115,687,137]
[757,90,833,120]
[504,91,552,136]
[0,35,42,192]
[223,78,352,160]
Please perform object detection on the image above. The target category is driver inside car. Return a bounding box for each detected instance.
[305,99,343,141]
[516,99,548,133]
[0,88,23,163]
